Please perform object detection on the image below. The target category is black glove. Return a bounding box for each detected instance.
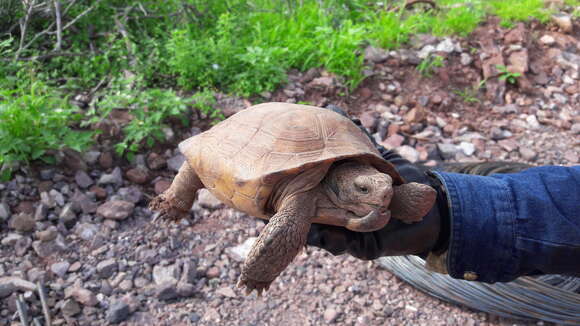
[307,105,450,259]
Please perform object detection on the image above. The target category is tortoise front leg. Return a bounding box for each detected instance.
[238,194,314,296]
[149,162,204,223]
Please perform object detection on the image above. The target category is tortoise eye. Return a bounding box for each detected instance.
[358,185,369,194]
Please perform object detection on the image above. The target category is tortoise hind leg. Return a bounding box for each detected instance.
[238,196,314,295]
[149,162,204,223]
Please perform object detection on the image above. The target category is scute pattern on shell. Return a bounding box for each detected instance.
[179,102,403,219]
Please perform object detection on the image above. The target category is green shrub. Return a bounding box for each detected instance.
[0,78,93,176]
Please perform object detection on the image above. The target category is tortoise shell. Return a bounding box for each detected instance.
[179,102,404,219]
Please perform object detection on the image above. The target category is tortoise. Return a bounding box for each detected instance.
[149,102,436,295]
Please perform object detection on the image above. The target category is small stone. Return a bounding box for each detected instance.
[69,287,98,307]
[519,147,537,161]
[1,233,22,246]
[152,264,180,286]
[32,238,67,257]
[206,267,220,279]
[498,139,519,152]
[74,171,94,188]
[34,204,48,221]
[61,298,81,316]
[155,282,179,301]
[59,204,76,224]
[359,111,378,131]
[493,104,518,114]
[116,186,143,204]
[0,202,11,221]
[125,167,149,184]
[90,185,108,199]
[36,226,58,242]
[197,189,223,209]
[51,261,70,278]
[539,34,555,46]
[364,46,389,63]
[460,53,472,66]
[504,23,525,44]
[146,153,166,170]
[381,134,405,149]
[437,143,458,160]
[526,115,541,129]
[74,223,99,241]
[96,259,118,278]
[403,107,426,124]
[98,167,123,186]
[417,44,436,59]
[571,123,580,135]
[99,152,114,169]
[435,38,456,53]
[227,237,258,262]
[97,200,134,220]
[9,213,36,232]
[167,154,186,172]
[324,307,339,323]
[564,150,579,163]
[458,142,476,156]
[216,286,236,298]
[397,145,420,163]
[69,262,82,272]
[0,280,16,298]
[490,127,513,140]
[107,301,131,324]
[49,189,65,206]
[552,14,573,33]
[176,282,195,298]
[83,151,101,165]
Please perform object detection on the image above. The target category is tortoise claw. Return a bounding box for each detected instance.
[149,194,190,224]
[237,276,272,297]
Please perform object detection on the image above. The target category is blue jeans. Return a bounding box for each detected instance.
[433,166,580,283]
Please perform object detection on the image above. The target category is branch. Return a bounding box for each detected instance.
[54,0,63,51]
[4,51,87,62]
[114,5,137,67]
[15,0,36,60]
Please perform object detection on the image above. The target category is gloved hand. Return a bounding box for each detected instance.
[307,105,450,259]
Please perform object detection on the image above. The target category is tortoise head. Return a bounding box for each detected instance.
[323,161,393,231]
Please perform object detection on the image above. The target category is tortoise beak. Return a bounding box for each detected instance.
[345,207,391,232]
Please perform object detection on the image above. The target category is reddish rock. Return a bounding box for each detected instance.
[504,23,526,44]
[89,186,108,200]
[498,139,519,152]
[99,152,114,169]
[147,153,166,170]
[125,168,150,184]
[15,201,35,214]
[381,134,405,149]
[404,107,427,124]
[97,201,135,220]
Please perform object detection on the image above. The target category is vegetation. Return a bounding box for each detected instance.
[496,65,522,84]
[0,0,570,175]
[416,55,445,77]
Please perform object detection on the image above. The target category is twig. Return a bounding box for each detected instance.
[33,318,43,326]
[16,295,30,326]
[16,0,100,60]
[37,281,52,326]
[15,0,36,60]
[53,0,63,51]
[89,75,109,96]
[114,5,137,67]
[4,51,86,62]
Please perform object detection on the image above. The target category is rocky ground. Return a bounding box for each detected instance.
[1,14,579,326]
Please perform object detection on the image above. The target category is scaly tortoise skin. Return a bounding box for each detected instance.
[149,102,436,295]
